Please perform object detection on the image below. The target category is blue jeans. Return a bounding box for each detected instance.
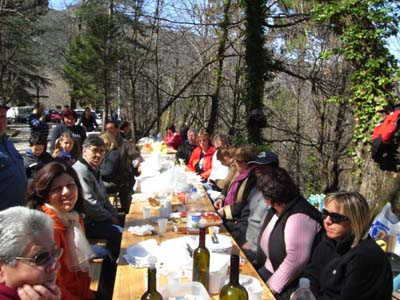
[85,219,123,261]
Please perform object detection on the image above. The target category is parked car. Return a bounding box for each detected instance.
[47,110,62,123]
[6,106,33,123]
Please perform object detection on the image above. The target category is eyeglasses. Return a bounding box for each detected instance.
[322,209,349,224]
[14,248,63,267]
[88,147,106,155]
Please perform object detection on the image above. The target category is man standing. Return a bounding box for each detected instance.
[0,99,27,210]
[105,120,141,214]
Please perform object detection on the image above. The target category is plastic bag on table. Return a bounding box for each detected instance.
[369,202,400,239]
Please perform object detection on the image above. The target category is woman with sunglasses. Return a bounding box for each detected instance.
[27,162,95,300]
[0,206,61,300]
[253,166,323,300]
[301,191,392,300]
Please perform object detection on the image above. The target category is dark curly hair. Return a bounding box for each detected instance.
[256,166,300,205]
[26,162,84,213]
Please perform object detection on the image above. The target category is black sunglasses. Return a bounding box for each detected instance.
[14,248,63,267]
[322,209,349,224]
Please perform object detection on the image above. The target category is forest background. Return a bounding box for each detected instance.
[2,0,400,213]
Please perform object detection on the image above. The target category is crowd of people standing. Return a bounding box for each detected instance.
[0,100,394,300]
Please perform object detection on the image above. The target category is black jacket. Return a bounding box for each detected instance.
[303,234,392,300]
[176,141,196,164]
[23,150,53,179]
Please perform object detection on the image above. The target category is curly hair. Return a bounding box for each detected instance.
[256,166,300,205]
[26,162,84,213]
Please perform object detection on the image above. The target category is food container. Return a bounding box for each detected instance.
[158,281,209,300]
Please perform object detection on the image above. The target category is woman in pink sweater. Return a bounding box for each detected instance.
[253,166,323,300]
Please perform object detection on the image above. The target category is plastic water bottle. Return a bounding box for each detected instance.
[290,278,316,300]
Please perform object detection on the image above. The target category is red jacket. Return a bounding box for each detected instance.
[164,132,183,150]
[41,206,95,300]
[187,146,216,179]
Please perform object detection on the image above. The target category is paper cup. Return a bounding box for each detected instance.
[247,285,263,300]
[143,206,151,219]
[158,218,168,233]
[208,271,226,294]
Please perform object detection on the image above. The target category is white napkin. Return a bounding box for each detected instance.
[124,239,160,267]
[128,225,155,236]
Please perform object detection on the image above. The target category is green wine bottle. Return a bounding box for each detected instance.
[219,254,248,300]
[141,257,162,300]
[192,225,210,290]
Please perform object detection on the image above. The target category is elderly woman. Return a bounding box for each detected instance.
[26,162,95,300]
[302,191,392,300]
[49,109,87,153]
[187,131,216,180]
[0,206,61,300]
[254,166,322,300]
[213,145,258,226]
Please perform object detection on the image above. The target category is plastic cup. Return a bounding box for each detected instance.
[166,270,181,284]
[157,218,168,233]
[208,271,225,294]
[247,285,263,300]
[143,206,151,219]
[209,226,220,235]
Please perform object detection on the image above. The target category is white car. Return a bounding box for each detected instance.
[7,106,33,123]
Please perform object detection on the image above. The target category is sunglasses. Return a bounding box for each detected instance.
[322,209,349,224]
[14,248,63,267]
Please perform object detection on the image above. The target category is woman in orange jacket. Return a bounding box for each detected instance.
[187,131,216,180]
[27,162,95,300]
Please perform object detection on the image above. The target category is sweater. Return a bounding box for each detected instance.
[303,234,393,300]
[0,283,19,300]
[254,197,323,299]
[73,158,117,223]
[40,206,95,300]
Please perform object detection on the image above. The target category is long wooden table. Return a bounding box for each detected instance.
[112,181,276,300]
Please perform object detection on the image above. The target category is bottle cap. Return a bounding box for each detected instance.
[191,187,197,192]
[299,277,310,288]
[148,256,157,268]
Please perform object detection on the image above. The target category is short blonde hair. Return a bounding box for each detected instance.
[100,132,118,150]
[324,191,371,247]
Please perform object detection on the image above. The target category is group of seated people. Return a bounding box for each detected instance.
[0,116,394,300]
[174,128,393,300]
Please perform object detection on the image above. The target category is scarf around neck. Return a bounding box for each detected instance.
[44,204,94,272]
[224,165,255,206]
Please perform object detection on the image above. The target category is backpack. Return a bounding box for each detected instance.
[371,109,400,171]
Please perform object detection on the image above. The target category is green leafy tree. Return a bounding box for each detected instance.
[63,0,125,116]
[0,0,50,104]
[312,0,400,167]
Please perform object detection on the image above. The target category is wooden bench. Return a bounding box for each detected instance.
[89,258,103,291]
[88,239,108,292]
